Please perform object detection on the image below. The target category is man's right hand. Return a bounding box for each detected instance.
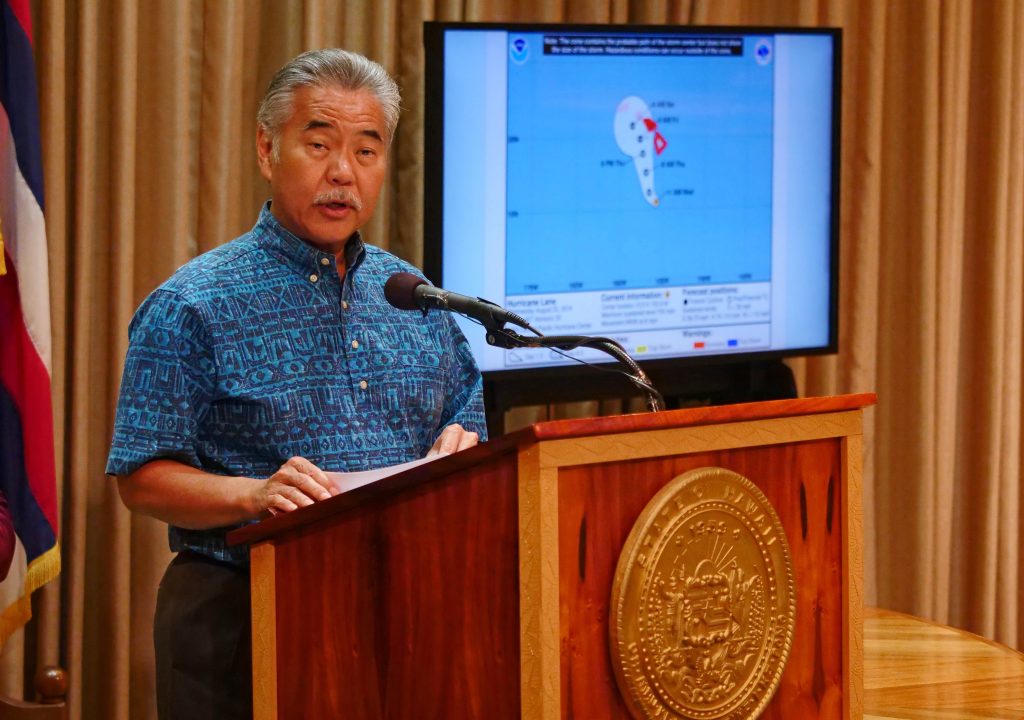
[115,457,342,530]
[254,456,339,516]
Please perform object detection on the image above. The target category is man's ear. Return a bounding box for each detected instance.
[256,126,274,182]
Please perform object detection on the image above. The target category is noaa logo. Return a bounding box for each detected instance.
[754,38,773,66]
[510,36,529,64]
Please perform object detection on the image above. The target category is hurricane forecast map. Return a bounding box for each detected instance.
[505,33,776,295]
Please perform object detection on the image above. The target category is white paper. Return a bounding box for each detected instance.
[325,454,442,494]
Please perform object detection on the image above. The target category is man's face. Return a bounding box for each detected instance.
[257,85,388,254]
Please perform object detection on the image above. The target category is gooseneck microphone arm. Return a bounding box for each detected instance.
[483,328,665,412]
[384,272,665,413]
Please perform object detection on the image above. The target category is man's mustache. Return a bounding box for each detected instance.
[314,190,363,211]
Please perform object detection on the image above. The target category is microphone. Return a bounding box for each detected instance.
[384,272,537,333]
[383,272,664,412]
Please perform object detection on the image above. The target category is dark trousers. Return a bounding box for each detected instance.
[154,552,253,720]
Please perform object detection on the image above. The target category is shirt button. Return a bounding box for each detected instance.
[342,300,349,309]
[309,274,318,283]
[359,380,368,390]
[351,340,359,349]
[320,257,330,266]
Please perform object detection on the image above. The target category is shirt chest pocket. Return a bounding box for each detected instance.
[361,346,448,421]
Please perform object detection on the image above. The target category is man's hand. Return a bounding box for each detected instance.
[426,423,480,458]
[117,457,337,529]
[253,456,339,516]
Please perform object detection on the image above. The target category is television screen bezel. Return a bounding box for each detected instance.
[422,21,842,389]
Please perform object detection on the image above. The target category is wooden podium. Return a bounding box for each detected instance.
[229,393,874,719]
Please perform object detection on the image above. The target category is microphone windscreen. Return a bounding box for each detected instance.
[384,272,428,311]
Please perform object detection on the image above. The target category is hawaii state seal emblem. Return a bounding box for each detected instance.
[610,467,796,719]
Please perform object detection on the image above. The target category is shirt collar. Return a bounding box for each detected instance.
[254,201,366,275]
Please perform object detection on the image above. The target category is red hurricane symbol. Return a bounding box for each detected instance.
[643,117,668,155]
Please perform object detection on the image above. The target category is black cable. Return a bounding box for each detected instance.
[459,315,665,412]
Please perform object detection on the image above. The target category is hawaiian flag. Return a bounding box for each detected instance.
[0,0,61,644]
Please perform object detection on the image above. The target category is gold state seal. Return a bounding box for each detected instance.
[610,467,796,720]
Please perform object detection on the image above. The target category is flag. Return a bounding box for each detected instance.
[0,0,61,644]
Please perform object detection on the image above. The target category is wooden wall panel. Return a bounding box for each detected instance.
[271,460,522,719]
[557,440,845,719]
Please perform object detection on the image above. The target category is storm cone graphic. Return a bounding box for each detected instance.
[614,96,667,207]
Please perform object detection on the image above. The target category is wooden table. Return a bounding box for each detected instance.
[865,607,1024,719]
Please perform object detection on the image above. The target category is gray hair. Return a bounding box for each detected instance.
[257,48,401,158]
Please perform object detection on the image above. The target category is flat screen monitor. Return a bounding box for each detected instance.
[423,22,840,389]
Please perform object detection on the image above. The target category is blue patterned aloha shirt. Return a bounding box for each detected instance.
[106,203,486,565]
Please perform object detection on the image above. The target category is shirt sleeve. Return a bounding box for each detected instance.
[436,315,488,442]
[105,289,216,477]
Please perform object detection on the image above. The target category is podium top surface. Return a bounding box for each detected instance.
[229,393,875,547]
[507,392,876,443]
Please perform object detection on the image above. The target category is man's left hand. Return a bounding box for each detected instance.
[426,423,480,458]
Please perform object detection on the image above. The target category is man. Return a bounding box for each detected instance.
[106,49,485,719]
